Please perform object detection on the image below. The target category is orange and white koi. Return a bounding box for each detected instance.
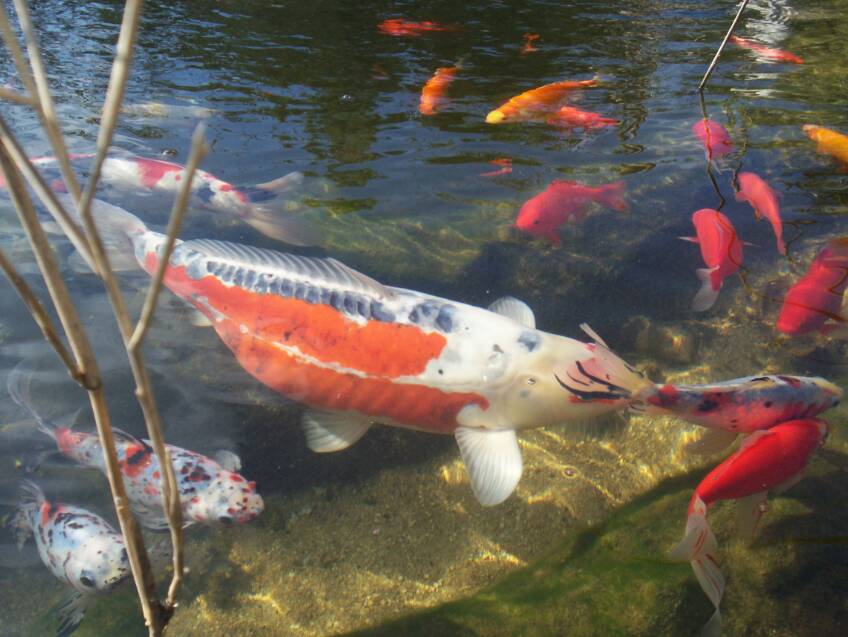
[8,365,263,530]
[729,35,803,65]
[69,200,650,506]
[485,78,598,124]
[10,481,130,635]
[669,419,827,636]
[803,124,848,166]
[735,171,785,255]
[7,151,314,245]
[419,66,458,116]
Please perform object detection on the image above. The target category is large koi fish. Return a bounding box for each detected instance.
[62,199,650,506]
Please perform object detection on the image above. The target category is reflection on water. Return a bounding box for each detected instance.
[2,0,848,635]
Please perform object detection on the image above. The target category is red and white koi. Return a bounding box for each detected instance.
[633,375,841,453]
[669,419,827,636]
[69,200,651,506]
[8,366,264,530]
[10,481,130,635]
[681,209,744,312]
[18,151,314,245]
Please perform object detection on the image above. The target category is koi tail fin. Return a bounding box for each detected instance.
[7,362,59,442]
[240,172,319,246]
[559,324,652,402]
[596,181,628,212]
[669,496,724,637]
[51,193,150,272]
[9,480,45,548]
[692,267,721,312]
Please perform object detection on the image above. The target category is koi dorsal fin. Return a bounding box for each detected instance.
[487,296,536,328]
[179,239,395,300]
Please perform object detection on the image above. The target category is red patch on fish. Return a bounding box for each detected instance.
[692,119,734,159]
[514,180,627,245]
[121,443,153,477]
[134,158,183,189]
[777,238,848,335]
[647,384,680,408]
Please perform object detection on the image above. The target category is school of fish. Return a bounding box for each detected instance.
[0,11,844,637]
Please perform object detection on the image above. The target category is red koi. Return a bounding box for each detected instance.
[545,105,618,130]
[669,419,826,636]
[692,119,734,159]
[729,35,804,65]
[681,209,744,311]
[735,171,785,255]
[480,158,512,177]
[776,237,848,335]
[521,33,540,54]
[514,180,627,246]
[378,18,457,37]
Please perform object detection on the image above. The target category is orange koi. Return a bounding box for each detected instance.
[545,105,618,129]
[378,18,457,37]
[485,78,598,124]
[803,124,848,166]
[729,36,803,64]
[419,66,458,116]
[480,158,513,177]
[521,33,540,54]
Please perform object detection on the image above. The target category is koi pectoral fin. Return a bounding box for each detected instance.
[684,429,738,456]
[55,591,92,637]
[302,410,373,453]
[455,427,522,506]
[735,490,768,544]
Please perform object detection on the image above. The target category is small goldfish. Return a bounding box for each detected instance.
[514,180,627,245]
[377,18,456,37]
[669,419,827,637]
[8,365,264,530]
[419,66,458,116]
[681,209,743,311]
[485,78,598,124]
[521,33,540,55]
[735,172,785,255]
[803,124,848,166]
[10,481,130,635]
[729,35,804,64]
[692,119,734,159]
[480,158,512,177]
[776,237,848,335]
[545,105,618,130]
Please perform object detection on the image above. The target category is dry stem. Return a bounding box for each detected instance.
[698,0,750,91]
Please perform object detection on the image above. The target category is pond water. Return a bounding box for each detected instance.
[1,0,848,635]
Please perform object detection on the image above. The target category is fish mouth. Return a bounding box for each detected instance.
[485,111,505,124]
[553,359,632,402]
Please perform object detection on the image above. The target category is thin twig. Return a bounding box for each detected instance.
[0,248,80,379]
[0,2,39,100]
[0,141,165,634]
[0,87,32,105]
[698,0,749,91]
[130,124,209,351]
[0,115,96,271]
[10,0,83,202]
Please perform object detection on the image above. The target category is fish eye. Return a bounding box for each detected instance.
[526,377,537,386]
[218,515,233,525]
[80,574,95,588]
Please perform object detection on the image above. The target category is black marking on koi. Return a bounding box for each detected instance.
[696,399,720,413]
[554,373,625,401]
[574,361,629,396]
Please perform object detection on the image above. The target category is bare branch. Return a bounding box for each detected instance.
[0,115,96,271]
[0,2,38,99]
[0,139,167,635]
[0,247,80,379]
[131,124,209,350]
[0,87,33,106]
[698,0,749,91]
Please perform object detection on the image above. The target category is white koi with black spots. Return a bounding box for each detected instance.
[8,366,264,530]
[10,481,129,635]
